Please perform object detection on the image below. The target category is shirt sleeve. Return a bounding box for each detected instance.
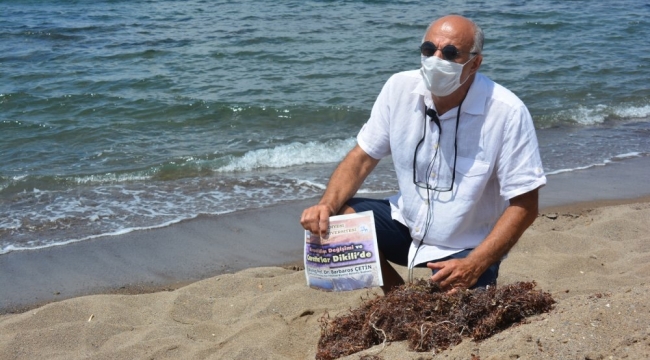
[356,76,394,160]
[496,104,547,200]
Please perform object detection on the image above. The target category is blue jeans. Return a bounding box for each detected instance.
[347,197,500,288]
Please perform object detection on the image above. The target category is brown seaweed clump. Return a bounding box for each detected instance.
[316,281,555,360]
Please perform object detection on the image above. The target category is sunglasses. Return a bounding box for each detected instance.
[420,41,478,61]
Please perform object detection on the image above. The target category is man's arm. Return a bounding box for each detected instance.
[300,144,380,236]
[428,187,540,290]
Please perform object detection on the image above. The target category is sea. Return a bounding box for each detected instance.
[1,0,649,254]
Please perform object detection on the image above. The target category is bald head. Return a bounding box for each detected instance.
[423,15,484,55]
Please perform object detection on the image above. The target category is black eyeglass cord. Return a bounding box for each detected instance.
[407,96,466,283]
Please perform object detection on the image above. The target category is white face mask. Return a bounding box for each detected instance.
[419,55,474,97]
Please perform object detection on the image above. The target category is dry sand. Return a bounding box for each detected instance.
[2,199,650,359]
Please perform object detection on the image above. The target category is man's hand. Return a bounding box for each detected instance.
[300,204,335,237]
[299,145,380,237]
[427,188,540,293]
[427,258,482,292]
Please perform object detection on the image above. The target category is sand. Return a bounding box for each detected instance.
[2,158,650,359]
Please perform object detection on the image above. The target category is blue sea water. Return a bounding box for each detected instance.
[1,0,650,253]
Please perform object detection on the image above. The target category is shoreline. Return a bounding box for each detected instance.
[2,155,650,315]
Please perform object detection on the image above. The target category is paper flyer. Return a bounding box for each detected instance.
[304,210,383,291]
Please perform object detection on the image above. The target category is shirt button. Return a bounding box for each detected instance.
[415,227,420,232]
[430,172,436,178]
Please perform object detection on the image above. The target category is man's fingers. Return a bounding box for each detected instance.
[300,209,319,234]
[300,205,333,236]
[299,209,315,233]
[317,206,331,236]
[437,276,460,291]
[428,263,451,283]
[446,287,459,295]
[317,220,329,236]
[427,260,462,290]
[426,261,445,271]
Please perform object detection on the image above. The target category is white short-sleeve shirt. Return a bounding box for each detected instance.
[357,70,546,267]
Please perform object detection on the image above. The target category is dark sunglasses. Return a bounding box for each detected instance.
[420,41,478,61]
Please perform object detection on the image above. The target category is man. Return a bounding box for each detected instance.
[300,15,546,294]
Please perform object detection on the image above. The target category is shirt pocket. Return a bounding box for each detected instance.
[454,157,491,200]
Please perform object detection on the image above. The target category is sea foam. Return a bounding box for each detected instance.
[217,138,357,172]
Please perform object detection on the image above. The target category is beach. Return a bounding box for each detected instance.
[1,156,650,359]
[3,1,650,358]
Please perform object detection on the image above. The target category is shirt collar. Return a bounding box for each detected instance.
[462,73,486,116]
[412,77,433,108]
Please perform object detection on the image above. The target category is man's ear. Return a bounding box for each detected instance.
[469,54,482,75]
